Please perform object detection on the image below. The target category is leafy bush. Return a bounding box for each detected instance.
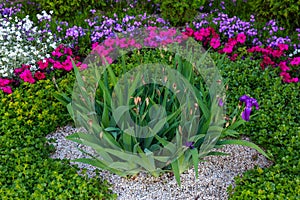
[247,0,300,34]
[28,0,107,22]
[210,52,300,199]
[0,75,116,199]
[154,0,205,26]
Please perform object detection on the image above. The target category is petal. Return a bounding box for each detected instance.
[241,107,252,121]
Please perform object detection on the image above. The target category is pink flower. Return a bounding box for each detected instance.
[62,56,73,71]
[194,31,204,41]
[272,50,283,58]
[37,59,49,70]
[14,64,30,75]
[236,33,246,44]
[53,61,63,69]
[104,38,116,47]
[183,28,194,37]
[0,78,11,87]
[279,61,290,71]
[277,43,289,51]
[290,57,300,66]
[0,86,12,94]
[34,71,46,80]
[64,47,73,56]
[19,69,35,84]
[210,38,221,49]
[51,49,63,57]
[92,42,99,50]
[199,28,210,37]
[79,63,88,70]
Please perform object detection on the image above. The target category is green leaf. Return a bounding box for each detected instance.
[190,148,199,179]
[171,159,181,186]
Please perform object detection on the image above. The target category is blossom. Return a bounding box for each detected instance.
[0,78,11,87]
[37,59,49,70]
[185,141,195,149]
[210,38,221,49]
[236,33,246,44]
[19,69,35,84]
[183,28,194,37]
[239,95,259,121]
[0,86,12,94]
[34,71,46,80]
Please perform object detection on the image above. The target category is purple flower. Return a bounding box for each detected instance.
[239,95,259,121]
[185,141,195,149]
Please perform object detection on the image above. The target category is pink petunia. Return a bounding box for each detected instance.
[37,59,49,70]
[183,28,194,37]
[0,78,11,87]
[277,43,289,51]
[290,57,300,66]
[210,38,221,49]
[194,31,204,41]
[64,47,73,56]
[279,61,290,71]
[0,86,12,94]
[19,69,35,84]
[236,33,246,44]
[92,42,99,50]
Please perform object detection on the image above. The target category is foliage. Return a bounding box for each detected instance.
[154,0,205,26]
[210,52,300,199]
[247,0,300,34]
[25,0,106,23]
[0,75,116,199]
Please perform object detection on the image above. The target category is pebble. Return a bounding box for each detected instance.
[46,125,273,200]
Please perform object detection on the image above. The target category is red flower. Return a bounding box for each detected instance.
[34,71,46,80]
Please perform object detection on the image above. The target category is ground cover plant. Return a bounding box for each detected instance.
[0,0,299,199]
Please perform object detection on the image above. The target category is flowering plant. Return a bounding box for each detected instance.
[55,27,269,186]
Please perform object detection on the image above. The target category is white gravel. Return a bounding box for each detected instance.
[46,125,273,200]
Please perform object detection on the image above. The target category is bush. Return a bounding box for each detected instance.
[154,0,205,27]
[210,52,300,199]
[247,0,300,34]
[22,0,106,22]
[0,74,117,199]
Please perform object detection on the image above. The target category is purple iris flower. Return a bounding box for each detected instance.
[239,95,259,121]
[185,141,195,149]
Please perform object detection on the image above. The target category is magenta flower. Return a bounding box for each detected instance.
[19,69,35,84]
[0,86,12,94]
[236,33,246,44]
[0,78,11,87]
[210,38,221,49]
[239,95,259,121]
[37,60,49,70]
[34,71,46,80]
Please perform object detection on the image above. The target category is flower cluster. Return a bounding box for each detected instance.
[90,27,187,66]
[0,44,83,94]
[0,14,58,78]
[239,95,259,121]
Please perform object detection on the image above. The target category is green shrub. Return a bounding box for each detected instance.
[28,0,107,22]
[0,75,116,199]
[154,0,205,26]
[210,52,300,199]
[247,0,300,34]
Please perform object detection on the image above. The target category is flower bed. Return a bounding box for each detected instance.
[0,0,299,199]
